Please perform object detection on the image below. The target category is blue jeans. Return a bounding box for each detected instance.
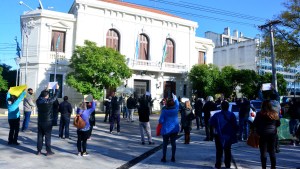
[59,115,71,138]
[22,111,31,131]
[239,117,249,140]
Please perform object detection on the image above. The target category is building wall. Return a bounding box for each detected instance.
[19,1,214,111]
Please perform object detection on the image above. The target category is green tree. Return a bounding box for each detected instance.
[235,69,260,99]
[0,64,16,88]
[217,66,237,98]
[188,64,220,97]
[0,67,8,91]
[260,0,300,66]
[66,40,132,100]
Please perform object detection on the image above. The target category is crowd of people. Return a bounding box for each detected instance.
[5,84,300,169]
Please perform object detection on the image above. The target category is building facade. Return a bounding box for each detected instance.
[206,27,300,95]
[19,0,214,110]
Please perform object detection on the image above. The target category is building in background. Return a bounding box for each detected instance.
[18,0,214,111]
[206,27,300,96]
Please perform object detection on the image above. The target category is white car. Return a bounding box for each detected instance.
[210,102,256,123]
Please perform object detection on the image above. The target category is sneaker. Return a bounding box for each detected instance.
[77,152,82,156]
[87,138,92,140]
[93,126,98,129]
[110,131,113,134]
[141,142,145,145]
[46,151,55,156]
[36,151,41,155]
[82,152,89,156]
[117,132,120,135]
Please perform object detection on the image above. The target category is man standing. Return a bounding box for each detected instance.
[110,92,122,134]
[22,88,35,132]
[203,96,217,141]
[36,84,59,156]
[194,97,204,130]
[58,96,72,139]
[138,95,154,145]
[127,95,137,122]
[210,101,238,169]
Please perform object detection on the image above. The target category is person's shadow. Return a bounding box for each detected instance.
[0,137,36,155]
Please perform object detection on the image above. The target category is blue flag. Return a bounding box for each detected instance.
[15,37,21,58]
[134,34,140,60]
[161,39,167,64]
[56,35,61,51]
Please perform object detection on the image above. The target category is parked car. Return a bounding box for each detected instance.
[210,102,257,123]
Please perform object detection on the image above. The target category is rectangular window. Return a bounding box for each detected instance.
[198,51,205,64]
[51,31,66,52]
[183,84,187,96]
[223,38,229,46]
[50,74,63,98]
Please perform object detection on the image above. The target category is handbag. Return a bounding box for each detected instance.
[247,131,260,148]
[156,123,162,136]
[74,114,86,129]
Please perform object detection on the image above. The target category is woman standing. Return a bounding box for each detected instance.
[253,100,281,169]
[158,94,179,162]
[181,100,194,144]
[76,100,96,156]
[6,89,26,145]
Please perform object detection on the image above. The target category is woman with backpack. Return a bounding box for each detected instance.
[76,100,96,156]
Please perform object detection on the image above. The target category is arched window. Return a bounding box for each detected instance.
[164,38,175,63]
[138,34,149,60]
[106,29,120,51]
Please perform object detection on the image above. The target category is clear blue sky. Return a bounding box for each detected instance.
[0,0,286,70]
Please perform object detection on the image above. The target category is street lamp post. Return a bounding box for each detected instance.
[22,19,35,84]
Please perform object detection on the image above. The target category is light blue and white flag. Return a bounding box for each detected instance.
[161,39,168,64]
[56,34,61,51]
[134,34,140,60]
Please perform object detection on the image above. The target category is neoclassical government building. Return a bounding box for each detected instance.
[19,0,214,110]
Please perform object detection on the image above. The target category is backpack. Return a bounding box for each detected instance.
[74,114,86,129]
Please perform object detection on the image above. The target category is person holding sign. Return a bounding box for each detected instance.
[36,83,60,156]
[6,88,26,145]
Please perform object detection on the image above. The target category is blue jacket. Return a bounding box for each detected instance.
[76,101,96,131]
[159,99,180,135]
[6,91,26,119]
[209,110,238,146]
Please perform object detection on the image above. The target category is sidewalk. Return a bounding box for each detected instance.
[0,114,299,169]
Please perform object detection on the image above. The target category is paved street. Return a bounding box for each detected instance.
[0,113,300,169]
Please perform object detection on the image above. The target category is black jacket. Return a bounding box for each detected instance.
[203,101,217,119]
[194,99,203,116]
[138,96,150,122]
[36,89,59,123]
[253,112,281,136]
[59,101,72,117]
[127,97,137,109]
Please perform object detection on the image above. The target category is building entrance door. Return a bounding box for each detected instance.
[134,80,150,98]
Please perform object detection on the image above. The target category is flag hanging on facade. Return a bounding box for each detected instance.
[161,39,168,64]
[15,37,21,58]
[56,34,61,51]
[134,34,140,60]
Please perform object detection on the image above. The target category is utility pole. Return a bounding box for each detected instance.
[259,20,281,91]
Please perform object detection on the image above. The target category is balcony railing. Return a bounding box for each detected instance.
[127,58,187,73]
[49,52,66,61]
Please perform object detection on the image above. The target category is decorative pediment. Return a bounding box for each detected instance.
[46,21,70,30]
